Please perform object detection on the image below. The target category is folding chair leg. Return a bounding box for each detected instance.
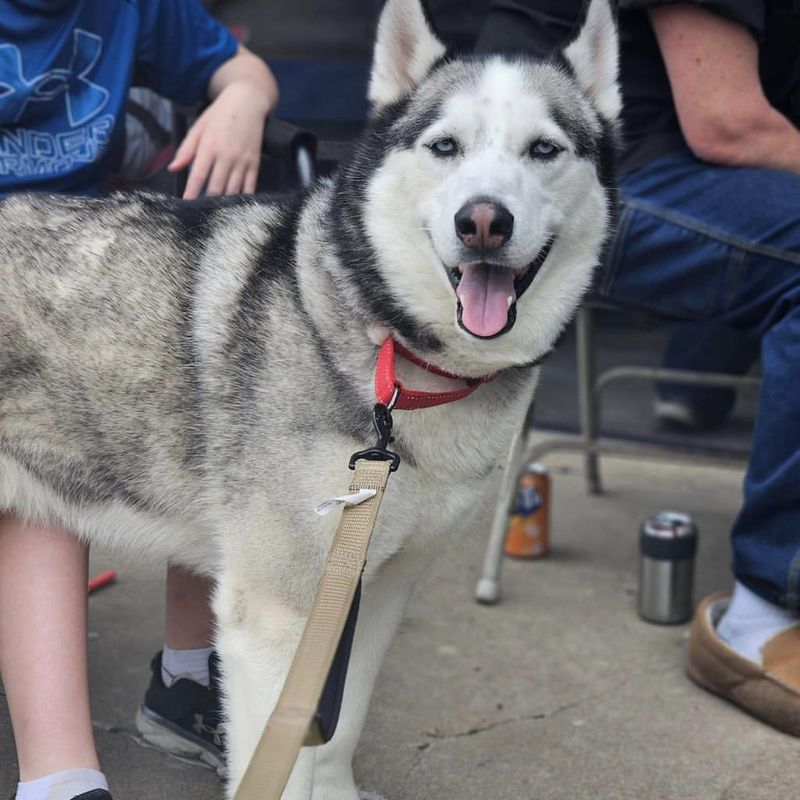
[475,399,535,605]
[576,305,603,495]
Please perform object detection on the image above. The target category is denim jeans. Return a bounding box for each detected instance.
[600,149,800,610]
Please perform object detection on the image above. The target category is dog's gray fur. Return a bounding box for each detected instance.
[0,1,619,796]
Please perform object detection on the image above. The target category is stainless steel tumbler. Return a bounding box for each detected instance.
[638,511,698,624]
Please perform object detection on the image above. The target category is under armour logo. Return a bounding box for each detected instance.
[0,29,109,127]
[193,714,224,747]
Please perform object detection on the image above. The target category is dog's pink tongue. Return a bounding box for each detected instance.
[456,264,516,337]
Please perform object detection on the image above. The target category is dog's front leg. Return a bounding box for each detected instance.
[214,568,317,800]
[311,556,420,800]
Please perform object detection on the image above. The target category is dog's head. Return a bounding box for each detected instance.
[333,0,620,375]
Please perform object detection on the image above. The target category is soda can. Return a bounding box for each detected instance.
[504,463,550,558]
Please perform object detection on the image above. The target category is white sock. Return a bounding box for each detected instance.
[16,768,108,800]
[717,581,798,664]
[161,645,213,687]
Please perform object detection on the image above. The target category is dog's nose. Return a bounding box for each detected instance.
[454,199,514,250]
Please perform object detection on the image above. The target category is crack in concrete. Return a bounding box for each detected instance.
[417,665,673,749]
[92,719,136,736]
[422,697,581,743]
[92,719,218,773]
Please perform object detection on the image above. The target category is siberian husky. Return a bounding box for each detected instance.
[0,0,620,796]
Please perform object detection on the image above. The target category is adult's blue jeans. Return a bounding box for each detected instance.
[600,149,800,611]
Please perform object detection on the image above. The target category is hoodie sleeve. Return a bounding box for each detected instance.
[133,0,239,106]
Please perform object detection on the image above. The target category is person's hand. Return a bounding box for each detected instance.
[168,46,278,199]
[168,82,270,199]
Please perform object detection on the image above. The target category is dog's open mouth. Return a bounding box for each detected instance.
[447,236,556,339]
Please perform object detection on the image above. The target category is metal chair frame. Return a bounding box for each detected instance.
[475,302,761,605]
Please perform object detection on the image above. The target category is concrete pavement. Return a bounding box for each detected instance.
[2,451,796,799]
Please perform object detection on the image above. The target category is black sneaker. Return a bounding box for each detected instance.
[135,651,225,774]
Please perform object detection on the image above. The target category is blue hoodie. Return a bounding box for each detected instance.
[0,0,237,195]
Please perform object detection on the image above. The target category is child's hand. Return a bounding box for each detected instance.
[168,47,278,200]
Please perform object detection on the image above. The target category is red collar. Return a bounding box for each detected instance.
[374,337,495,411]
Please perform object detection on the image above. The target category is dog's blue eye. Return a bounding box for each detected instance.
[529,140,561,159]
[429,138,459,157]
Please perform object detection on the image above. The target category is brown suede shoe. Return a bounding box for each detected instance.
[686,592,800,736]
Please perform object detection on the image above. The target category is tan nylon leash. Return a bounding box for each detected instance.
[233,457,393,800]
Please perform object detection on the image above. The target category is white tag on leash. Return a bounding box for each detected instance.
[314,488,377,516]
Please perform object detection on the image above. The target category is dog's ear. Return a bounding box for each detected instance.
[368,0,447,109]
[563,0,621,121]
